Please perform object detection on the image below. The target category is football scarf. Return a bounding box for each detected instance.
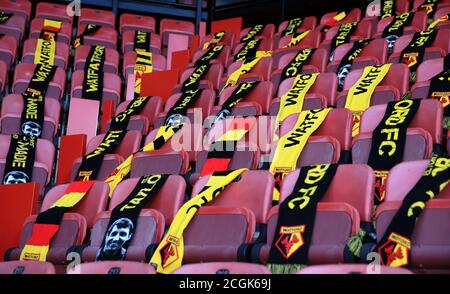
[279,48,316,84]
[216,81,259,121]
[201,118,256,176]
[368,99,420,204]
[181,63,212,92]
[344,64,392,137]
[194,44,225,67]
[73,24,101,48]
[427,13,450,29]
[234,38,261,62]
[96,174,169,261]
[34,19,61,66]
[75,129,127,182]
[240,24,264,43]
[400,28,438,83]
[20,63,57,138]
[374,154,450,268]
[381,0,396,18]
[321,11,347,32]
[282,30,310,48]
[277,73,319,123]
[203,31,225,49]
[419,0,440,18]
[109,96,152,131]
[164,88,202,127]
[282,18,303,37]
[0,11,12,24]
[329,21,359,61]
[382,12,414,54]
[336,39,372,91]
[268,163,338,268]
[81,45,106,101]
[133,50,153,98]
[2,134,36,185]
[224,51,272,90]
[270,108,331,202]
[20,180,97,261]
[104,125,179,196]
[149,168,247,274]
[133,30,151,52]
[428,54,450,115]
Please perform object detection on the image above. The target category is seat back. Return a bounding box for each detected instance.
[226,57,273,81]
[68,261,156,274]
[173,262,271,274]
[86,130,142,159]
[297,264,413,274]
[320,8,362,26]
[0,261,55,274]
[180,63,223,90]
[79,8,115,28]
[218,81,274,114]
[119,13,156,34]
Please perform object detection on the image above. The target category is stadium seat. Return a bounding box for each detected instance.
[173,262,272,274]
[0,34,18,65]
[191,45,231,67]
[269,73,337,115]
[411,57,447,99]
[447,130,450,156]
[74,45,119,74]
[412,0,450,11]
[239,24,276,40]
[22,38,69,69]
[270,48,329,89]
[277,16,317,36]
[352,99,442,165]
[433,7,450,30]
[75,24,118,49]
[201,30,236,48]
[0,11,26,41]
[121,30,161,54]
[13,63,66,100]
[252,164,370,264]
[78,8,115,29]
[67,261,156,274]
[297,264,413,274]
[123,51,167,78]
[376,160,450,273]
[0,0,31,22]
[364,0,410,17]
[335,63,409,108]
[221,57,272,88]
[160,18,195,55]
[231,36,274,62]
[0,261,56,274]
[321,20,373,54]
[277,29,322,49]
[0,59,7,92]
[388,29,450,64]
[35,2,73,24]
[4,213,86,271]
[373,11,428,38]
[173,63,223,92]
[70,70,121,107]
[319,8,362,27]
[326,38,388,73]
[119,13,156,34]
[0,134,55,194]
[105,96,164,134]
[71,130,142,181]
[0,94,60,140]
[29,18,72,45]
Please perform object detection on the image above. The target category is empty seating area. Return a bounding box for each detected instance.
[0,0,450,276]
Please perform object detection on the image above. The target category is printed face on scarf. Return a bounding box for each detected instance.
[165,114,184,128]
[385,35,399,54]
[3,171,30,184]
[21,121,42,137]
[337,64,352,88]
[103,218,134,256]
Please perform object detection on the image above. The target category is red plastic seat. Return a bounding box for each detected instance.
[297,264,413,274]
[0,59,7,92]
[122,51,167,79]
[121,30,161,54]
[270,73,337,115]
[173,63,223,92]
[119,13,156,34]
[0,34,18,65]
[352,100,441,165]
[327,38,388,73]
[319,8,362,27]
[376,159,450,273]
[29,18,72,45]
[335,63,409,108]
[13,63,66,100]
[239,24,276,41]
[433,7,450,30]
[70,70,121,107]
[0,0,31,22]
[22,38,69,69]
[411,57,446,99]
[221,57,272,88]
[277,16,318,36]
[75,24,118,49]
[71,130,142,181]
[374,11,428,38]
[0,261,56,274]
[35,2,73,24]
[0,12,25,41]
[321,20,373,54]
[67,261,156,274]
[447,129,450,155]
[78,8,115,29]
[160,18,195,54]
[277,29,322,49]
[192,45,231,67]
[253,164,370,264]
[364,0,410,17]
[0,94,60,140]
[0,134,55,194]
[173,262,272,274]
[74,45,119,74]
[201,30,236,48]
[388,29,450,64]
[105,96,163,134]
[413,0,450,10]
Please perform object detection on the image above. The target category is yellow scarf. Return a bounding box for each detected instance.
[149,168,248,273]
[34,19,61,66]
[133,50,153,96]
[345,64,392,137]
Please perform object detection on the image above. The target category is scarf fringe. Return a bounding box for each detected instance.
[345,228,366,259]
[267,263,305,274]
